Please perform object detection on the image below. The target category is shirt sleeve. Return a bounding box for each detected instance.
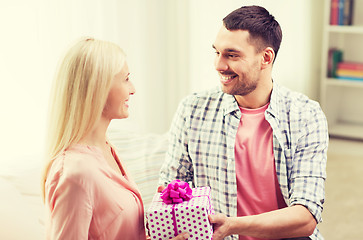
[159,96,195,187]
[289,103,329,223]
[46,176,93,239]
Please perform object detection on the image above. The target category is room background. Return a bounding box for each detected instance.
[0,0,324,167]
[2,1,363,239]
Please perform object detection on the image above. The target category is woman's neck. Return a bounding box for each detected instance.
[78,116,110,149]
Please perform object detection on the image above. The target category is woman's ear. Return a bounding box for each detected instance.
[261,47,275,69]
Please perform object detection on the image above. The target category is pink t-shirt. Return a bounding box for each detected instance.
[45,144,146,240]
[235,103,287,240]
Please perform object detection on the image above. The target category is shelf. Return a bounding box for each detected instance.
[321,0,363,140]
[329,122,363,140]
[327,25,363,34]
[325,78,363,88]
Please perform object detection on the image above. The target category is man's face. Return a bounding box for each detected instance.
[213,26,263,96]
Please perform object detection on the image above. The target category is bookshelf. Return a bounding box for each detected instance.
[320,0,363,140]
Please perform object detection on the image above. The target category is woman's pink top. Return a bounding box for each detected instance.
[45,144,146,240]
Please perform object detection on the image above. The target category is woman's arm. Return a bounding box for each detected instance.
[46,177,93,239]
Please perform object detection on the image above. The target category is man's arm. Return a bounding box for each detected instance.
[210,101,329,240]
[286,102,329,233]
[158,96,194,188]
[209,205,316,240]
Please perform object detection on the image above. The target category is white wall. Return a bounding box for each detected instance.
[0,0,150,165]
[0,0,324,167]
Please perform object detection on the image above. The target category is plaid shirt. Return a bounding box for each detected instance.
[159,82,328,240]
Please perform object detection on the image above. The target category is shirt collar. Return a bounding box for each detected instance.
[220,81,281,118]
[221,90,240,117]
[266,81,280,118]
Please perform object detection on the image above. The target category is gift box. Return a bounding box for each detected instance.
[146,181,214,240]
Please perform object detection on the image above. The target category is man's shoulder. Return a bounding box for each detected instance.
[272,84,326,124]
[180,86,225,108]
[275,84,322,113]
[186,86,223,101]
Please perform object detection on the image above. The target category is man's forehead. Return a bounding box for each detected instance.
[217,26,249,37]
[213,27,251,52]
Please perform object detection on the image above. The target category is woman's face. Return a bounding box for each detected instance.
[102,62,135,120]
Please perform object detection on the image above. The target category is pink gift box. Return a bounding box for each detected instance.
[147,186,214,240]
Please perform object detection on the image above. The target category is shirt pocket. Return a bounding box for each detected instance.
[93,190,141,240]
[90,183,130,238]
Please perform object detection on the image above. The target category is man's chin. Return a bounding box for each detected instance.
[220,85,234,95]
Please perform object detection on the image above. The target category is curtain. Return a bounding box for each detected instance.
[0,0,191,164]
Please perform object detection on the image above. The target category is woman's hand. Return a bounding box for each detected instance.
[157,185,165,192]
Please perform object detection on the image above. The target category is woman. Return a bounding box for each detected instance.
[41,38,188,240]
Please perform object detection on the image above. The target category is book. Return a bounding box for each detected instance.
[331,0,354,26]
[343,0,354,25]
[337,62,363,71]
[336,69,363,78]
[327,48,343,78]
[338,0,345,25]
[330,0,339,25]
[337,76,363,81]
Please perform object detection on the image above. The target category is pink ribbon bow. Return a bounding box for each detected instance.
[161,180,193,204]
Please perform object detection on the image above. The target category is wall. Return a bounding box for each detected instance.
[0,0,150,165]
[0,0,325,166]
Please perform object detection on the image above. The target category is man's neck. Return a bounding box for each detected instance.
[234,78,273,109]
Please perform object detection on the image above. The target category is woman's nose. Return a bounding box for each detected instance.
[130,82,136,95]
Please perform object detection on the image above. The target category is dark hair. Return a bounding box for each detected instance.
[223,5,282,61]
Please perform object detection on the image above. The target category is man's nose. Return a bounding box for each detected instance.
[214,56,228,72]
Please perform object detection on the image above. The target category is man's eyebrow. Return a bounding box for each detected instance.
[225,48,241,53]
[212,44,241,53]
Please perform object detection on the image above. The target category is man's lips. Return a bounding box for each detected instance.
[220,74,237,84]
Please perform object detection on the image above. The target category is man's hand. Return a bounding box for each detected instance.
[157,185,166,192]
[208,213,231,240]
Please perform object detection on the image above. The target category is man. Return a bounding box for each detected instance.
[159,5,328,240]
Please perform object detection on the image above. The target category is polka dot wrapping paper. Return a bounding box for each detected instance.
[146,186,215,240]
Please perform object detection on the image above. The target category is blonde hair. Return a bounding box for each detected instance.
[41,37,126,200]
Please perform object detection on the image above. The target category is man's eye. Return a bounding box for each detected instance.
[228,54,238,58]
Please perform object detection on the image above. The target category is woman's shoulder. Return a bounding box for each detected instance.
[47,145,102,186]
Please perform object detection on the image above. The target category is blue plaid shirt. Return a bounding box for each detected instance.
[159,82,328,240]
